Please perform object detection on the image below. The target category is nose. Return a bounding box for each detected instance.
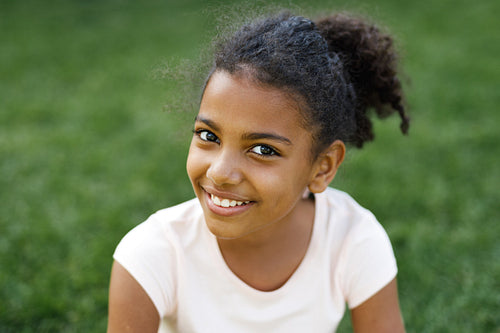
[206,149,243,186]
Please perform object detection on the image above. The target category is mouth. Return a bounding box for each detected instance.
[210,193,250,208]
[202,188,254,217]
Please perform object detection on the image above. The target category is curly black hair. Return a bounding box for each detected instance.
[207,11,409,154]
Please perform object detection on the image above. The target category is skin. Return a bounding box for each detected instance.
[351,278,405,332]
[107,71,405,332]
[107,261,159,333]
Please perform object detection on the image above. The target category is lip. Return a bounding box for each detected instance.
[202,187,255,217]
[202,185,251,202]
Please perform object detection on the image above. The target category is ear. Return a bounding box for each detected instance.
[308,140,345,194]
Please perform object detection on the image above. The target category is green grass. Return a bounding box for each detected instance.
[1,0,498,331]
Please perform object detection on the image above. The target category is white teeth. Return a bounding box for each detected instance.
[211,194,221,205]
[210,194,249,208]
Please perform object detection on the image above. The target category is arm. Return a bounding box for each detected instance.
[350,278,405,333]
[107,261,160,333]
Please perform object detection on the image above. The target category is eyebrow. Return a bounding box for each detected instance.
[242,132,292,145]
[195,116,292,145]
[195,116,220,133]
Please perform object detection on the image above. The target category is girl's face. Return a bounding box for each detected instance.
[186,71,326,240]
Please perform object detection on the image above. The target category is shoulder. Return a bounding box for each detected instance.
[112,198,204,317]
[118,198,203,248]
[318,187,382,238]
[318,187,393,254]
[319,188,397,308]
[113,198,205,271]
[153,197,203,222]
[320,187,371,216]
[151,197,204,231]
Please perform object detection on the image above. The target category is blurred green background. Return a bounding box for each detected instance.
[0,0,498,331]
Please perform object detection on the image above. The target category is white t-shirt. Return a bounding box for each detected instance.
[113,187,397,332]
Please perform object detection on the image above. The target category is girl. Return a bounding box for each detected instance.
[108,11,409,333]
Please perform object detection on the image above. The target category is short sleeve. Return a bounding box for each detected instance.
[339,213,398,309]
[113,216,177,317]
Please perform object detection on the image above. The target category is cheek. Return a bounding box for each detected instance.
[254,166,307,201]
[186,144,204,182]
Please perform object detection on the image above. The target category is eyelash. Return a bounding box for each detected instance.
[194,129,280,157]
[194,129,220,143]
[250,145,279,157]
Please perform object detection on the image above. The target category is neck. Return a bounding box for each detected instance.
[216,196,316,291]
[217,196,315,255]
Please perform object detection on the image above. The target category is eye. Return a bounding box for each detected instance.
[250,145,279,156]
[196,130,219,143]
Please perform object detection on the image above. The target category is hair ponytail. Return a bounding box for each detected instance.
[316,14,410,147]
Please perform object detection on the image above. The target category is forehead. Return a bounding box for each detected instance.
[199,71,309,138]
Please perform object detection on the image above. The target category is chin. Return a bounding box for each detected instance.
[204,220,240,240]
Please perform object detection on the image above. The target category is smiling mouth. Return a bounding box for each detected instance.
[210,193,250,208]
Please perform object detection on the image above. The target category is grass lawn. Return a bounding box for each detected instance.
[0,0,498,331]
